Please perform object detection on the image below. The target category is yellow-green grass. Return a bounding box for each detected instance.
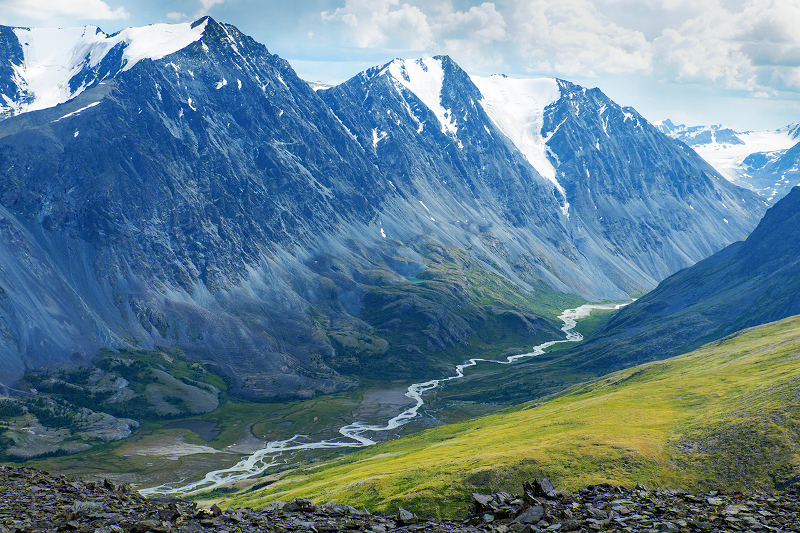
[224,314,800,518]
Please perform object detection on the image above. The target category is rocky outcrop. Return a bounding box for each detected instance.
[2,467,799,533]
[466,478,800,532]
[0,395,138,459]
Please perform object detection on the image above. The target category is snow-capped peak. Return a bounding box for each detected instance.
[660,119,800,182]
[4,19,208,118]
[470,74,568,215]
[385,57,458,136]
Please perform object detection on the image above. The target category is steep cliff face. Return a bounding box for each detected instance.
[543,81,762,288]
[0,20,765,398]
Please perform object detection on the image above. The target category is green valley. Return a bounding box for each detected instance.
[223,314,800,518]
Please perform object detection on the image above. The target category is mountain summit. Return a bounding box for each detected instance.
[0,19,211,119]
[0,19,764,398]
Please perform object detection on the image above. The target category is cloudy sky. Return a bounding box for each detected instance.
[2,0,799,131]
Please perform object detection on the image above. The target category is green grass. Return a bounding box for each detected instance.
[330,243,585,381]
[224,314,800,518]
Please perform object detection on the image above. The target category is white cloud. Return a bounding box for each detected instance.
[321,1,507,52]
[644,0,800,94]
[167,12,187,21]
[317,0,800,99]
[511,0,652,76]
[437,3,507,43]
[322,0,434,50]
[0,0,129,20]
[193,0,225,19]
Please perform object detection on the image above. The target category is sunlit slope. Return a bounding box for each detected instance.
[225,314,800,518]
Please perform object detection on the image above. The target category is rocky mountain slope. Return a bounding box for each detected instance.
[0,18,764,399]
[323,62,761,294]
[569,185,800,373]
[656,119,800,202]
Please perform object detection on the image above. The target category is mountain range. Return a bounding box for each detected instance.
[656,119,800,203]
[0,17,765,399]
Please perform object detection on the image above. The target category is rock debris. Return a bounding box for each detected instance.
[2,467,799,532]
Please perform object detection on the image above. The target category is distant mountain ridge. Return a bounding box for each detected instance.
[0,18,764,398]
[655,119,800,203]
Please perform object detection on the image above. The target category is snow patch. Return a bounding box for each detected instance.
[470,74,569,216]
[328,110,358,143]
[387,58,457,136]
[372,128,387,147]
[51,101,101,122]
[215,78,227,89]
[7,20,208,116]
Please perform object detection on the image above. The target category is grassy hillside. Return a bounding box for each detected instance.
[223,314,800,518]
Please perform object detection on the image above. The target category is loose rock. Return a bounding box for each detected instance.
[2,466,800,533]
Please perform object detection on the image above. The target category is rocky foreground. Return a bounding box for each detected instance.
[2,466,799,532]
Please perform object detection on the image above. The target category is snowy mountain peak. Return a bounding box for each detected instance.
[783,121,800,139]
[384,56,458,137]
[470,73,567,215]
[658,118,800,202]
[0,18,208,119]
